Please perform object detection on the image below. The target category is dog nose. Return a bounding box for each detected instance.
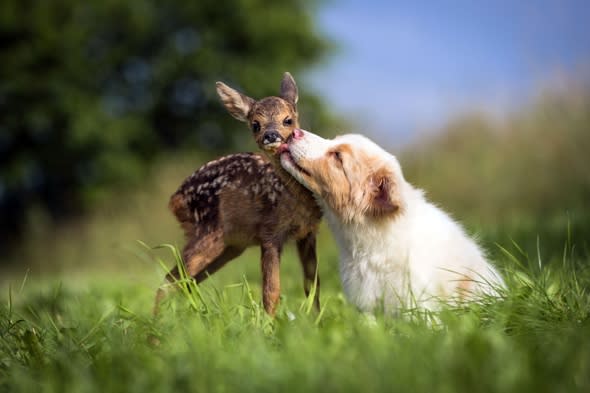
[262,130,282,145]
[293,128,304,140]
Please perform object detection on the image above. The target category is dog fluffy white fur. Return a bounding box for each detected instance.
[280,129,504,313]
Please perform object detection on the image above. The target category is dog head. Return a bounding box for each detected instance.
[216,73,299,155]
[280,129,406,223]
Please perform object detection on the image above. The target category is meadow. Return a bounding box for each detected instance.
[1,87,589,392]
[1,240,589,392]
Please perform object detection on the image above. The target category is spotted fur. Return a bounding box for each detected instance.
[170,153,294,235]
[154,74,322,316]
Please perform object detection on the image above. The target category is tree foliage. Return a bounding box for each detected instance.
[0,0,333,248]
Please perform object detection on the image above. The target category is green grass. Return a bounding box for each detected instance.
[2,86,589,392]
[1,240,589,393]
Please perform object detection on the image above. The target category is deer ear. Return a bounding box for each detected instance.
[280,72,298,106]
[366,168,400,217]
[216,81,255,122]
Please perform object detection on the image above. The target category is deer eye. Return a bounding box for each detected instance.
[251,121,261,133]
[283,117,293,126]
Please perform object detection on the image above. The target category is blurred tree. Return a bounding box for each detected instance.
[0,0,333,251]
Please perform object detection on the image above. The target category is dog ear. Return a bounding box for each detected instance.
[216,81,255,122]
[280,72,298,106]
[366,168,400,217]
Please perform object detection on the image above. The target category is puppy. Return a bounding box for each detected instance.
[280,129,504,313]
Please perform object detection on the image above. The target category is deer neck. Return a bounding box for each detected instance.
[267,154,322,217]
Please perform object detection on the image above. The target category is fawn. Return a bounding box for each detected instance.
[154,73,322,316]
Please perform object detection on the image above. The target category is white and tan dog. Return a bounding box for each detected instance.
[280,129,503,313]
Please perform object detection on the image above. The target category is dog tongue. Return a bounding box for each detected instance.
[277,143,289,153]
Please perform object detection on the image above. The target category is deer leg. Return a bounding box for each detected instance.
[181,231,227,278]
[153,231,226,316]
[296,232,320,311]
[261,242,281,316]
[194,246,245,282]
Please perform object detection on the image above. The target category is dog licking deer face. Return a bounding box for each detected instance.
[281,129,403,225]
[281,129,504,313]
[216,74,299,157]
[154,75,321,317]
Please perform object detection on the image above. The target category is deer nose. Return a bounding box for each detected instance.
[262,130,282,145]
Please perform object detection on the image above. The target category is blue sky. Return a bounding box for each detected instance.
[307,0,590,143]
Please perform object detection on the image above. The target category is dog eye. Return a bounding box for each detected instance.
[330,150,343,164]
[251,121,261,132]
[283,118,293,126]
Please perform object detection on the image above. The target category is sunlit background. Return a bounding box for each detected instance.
[309,0,590,142]
[1,3,589,391]
[1,0,589,282]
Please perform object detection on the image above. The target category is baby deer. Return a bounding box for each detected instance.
[154,73,322,316]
